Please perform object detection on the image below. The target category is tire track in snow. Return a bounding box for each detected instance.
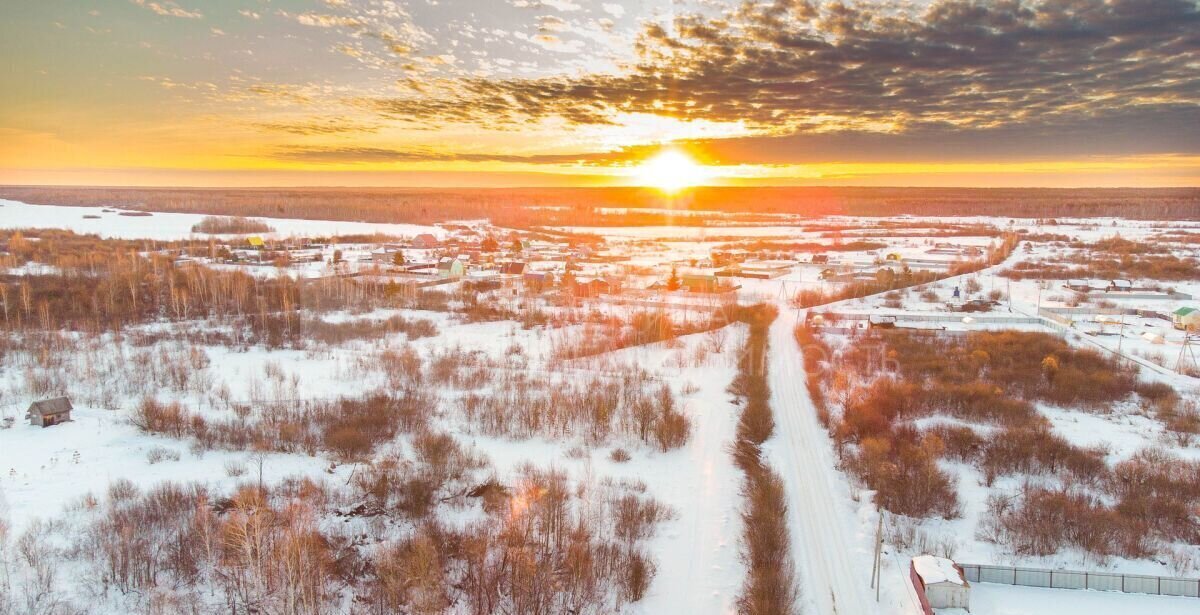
[767,307,878,615]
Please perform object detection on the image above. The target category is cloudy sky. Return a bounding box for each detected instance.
[2,0,1199,187]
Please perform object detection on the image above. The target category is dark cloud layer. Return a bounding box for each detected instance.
[272,146,631,165]
[369,0,1200,160]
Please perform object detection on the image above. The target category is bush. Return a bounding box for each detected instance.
[979,427,1105,485]
[145,446,180,464]
[850,431,961,519]
[132,397,190,437]
[653,409,691,451]
[609,448,631,463]
[981,487,1143,558]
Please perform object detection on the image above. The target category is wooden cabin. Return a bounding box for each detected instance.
[26,397,73,428]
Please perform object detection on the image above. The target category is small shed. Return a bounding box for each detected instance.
[1107,278,1133,292]
[911,555,970,614]
[1173,307,1200,331]
[869,315,898,329]
[26,397,73,428]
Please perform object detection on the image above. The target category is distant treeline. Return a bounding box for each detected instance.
[1,185,1198,227]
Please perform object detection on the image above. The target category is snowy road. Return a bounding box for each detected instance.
[767,306,880,615]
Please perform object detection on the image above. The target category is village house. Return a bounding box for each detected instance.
[26,397,73,427]
[410,233,439,249]
[436,257,465,278]
[1066,278,1091,291]
[681,270,724,293]
[500,261,526,275]
[371,246,406,265]
[571,277,614,298]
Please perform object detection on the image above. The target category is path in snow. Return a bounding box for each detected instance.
[767,306,879,615]
[639,391,744,614]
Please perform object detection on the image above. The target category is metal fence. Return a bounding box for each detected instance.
[809,311,1043,326]
[959,564,1200,598]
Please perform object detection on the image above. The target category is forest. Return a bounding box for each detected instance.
[2,186,1198,228]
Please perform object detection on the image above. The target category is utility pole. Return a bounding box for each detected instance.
[1179,333,1198,375]
[1117,311,1126,355]
[870,512,884,601]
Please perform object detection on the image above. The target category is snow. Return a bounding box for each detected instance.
[0,406,330,534]
[3,205,1200,614]
[964,583,1200,615]
[913,555,965,585]
[0,198,445,240]
[767,307,884,615]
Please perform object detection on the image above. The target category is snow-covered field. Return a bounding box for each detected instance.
[967,583,1199,615]
[1,206,1198,614]
[0,198,445,240]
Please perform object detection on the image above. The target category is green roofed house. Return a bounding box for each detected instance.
[437,257,465,278]
[1173,307,1200,331]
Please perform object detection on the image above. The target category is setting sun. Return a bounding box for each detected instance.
[634,150,711,193]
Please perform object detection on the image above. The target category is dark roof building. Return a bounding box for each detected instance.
[26,397,73,428]
[411,233,440,249]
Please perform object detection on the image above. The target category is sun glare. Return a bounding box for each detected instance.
[634,150,710,193]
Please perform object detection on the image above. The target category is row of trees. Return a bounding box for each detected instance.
[794,233,1021,308]
[726,304,800,615]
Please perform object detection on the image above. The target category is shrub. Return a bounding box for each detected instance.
[981,487,1143,558]
[653,409,691,451]
[132,397,189,437]
[145,446,180,464]
[224,460,247,477]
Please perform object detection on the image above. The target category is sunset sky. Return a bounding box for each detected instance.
[2,0,1199,188]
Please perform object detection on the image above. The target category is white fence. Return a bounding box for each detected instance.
[959,564,1200,598]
